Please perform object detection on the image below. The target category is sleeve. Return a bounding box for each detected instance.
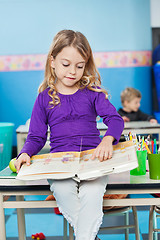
[117,108,124,116]
[18,93,48,157]
[138,110,155,121]
[94,92,124,144]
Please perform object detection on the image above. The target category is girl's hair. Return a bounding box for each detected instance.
[38,29,108,106]
[121,87,141,106]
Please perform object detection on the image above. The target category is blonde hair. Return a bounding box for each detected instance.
[38,29,108,106]
[121,87,141,106]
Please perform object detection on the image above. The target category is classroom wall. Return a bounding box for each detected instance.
[150,0,160,27]
[0,0,152,146]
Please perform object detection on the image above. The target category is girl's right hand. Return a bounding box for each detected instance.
[15,153,31,173]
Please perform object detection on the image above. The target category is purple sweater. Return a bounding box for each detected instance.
[19,88,124,157]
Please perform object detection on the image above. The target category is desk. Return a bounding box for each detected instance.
[1,168,160,240]
[97,121,160,142]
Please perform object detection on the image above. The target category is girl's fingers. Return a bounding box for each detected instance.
[15,161,21,173]
[26,158,31,166]
[91,148,99,160]
[100,149,113,161]
[98,149,107,161]
[103,151,109,161]
[15,158,29,173]
[91,151,96,160]
[91,147,113,161]
[107,150,113,159]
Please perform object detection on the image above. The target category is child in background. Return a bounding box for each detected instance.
[15,30,124,240]
[118,87,157,123]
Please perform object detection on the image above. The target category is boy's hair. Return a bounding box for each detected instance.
[121,87,141,106]
[38,29,108,106]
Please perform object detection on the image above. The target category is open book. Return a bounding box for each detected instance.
[16,141,138,181]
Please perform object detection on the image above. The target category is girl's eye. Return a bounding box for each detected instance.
[63,64,69,67]
[77,65,84,69]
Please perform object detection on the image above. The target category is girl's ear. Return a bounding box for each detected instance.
[50,56,55,68]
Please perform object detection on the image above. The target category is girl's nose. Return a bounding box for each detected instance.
[70,65,76,74]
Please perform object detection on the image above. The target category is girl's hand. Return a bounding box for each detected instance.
[15,153,31,173]
[91,135,114,162]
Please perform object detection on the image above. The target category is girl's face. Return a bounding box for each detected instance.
[51,46,86,94]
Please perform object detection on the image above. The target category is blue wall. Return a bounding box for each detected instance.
[99,67,152,112]
[0,71,43,123]
[0,0,151,54]
[0,0,152,146]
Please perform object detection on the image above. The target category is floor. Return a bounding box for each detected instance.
[4,193,159,240]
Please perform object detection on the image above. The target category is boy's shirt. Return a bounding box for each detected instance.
[118,108,155,121]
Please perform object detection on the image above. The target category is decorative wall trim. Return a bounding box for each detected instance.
[0,51,151,72]
[93,51,151,68]
[0,54,47,72]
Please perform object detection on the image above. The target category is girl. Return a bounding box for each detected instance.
[15,30,124,240]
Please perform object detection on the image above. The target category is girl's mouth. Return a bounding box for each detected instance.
[66,77,76,80]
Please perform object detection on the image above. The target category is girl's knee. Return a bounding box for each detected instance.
[49,179,78,197]
[80,178,107,196]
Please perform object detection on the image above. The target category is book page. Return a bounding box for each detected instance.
[16,151,80,180]
[77,141,138,180]
[16,141,137,181]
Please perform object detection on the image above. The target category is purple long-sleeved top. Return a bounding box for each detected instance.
[19,88,124,157]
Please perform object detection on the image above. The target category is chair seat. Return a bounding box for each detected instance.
[45,195,56,201]
[103,194,128,199]
[103,193,128,210]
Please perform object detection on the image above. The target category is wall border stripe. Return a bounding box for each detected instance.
[94,51,151,68]
[0,51,151,72]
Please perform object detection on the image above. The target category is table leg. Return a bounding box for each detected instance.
[69,224,74,240]
[0,193,6,240]
[149,205,154,240]
[16,195,26,240]
[63,218,67,240]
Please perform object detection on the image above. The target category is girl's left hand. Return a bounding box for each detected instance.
[91,135,114,162]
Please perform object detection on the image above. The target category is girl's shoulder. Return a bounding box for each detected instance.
[83,86,102,94]
[38,88,52,99]
[81,87,109,106]
[83,86,107,99]
[38,88,50,96]
[36,88,51,106]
